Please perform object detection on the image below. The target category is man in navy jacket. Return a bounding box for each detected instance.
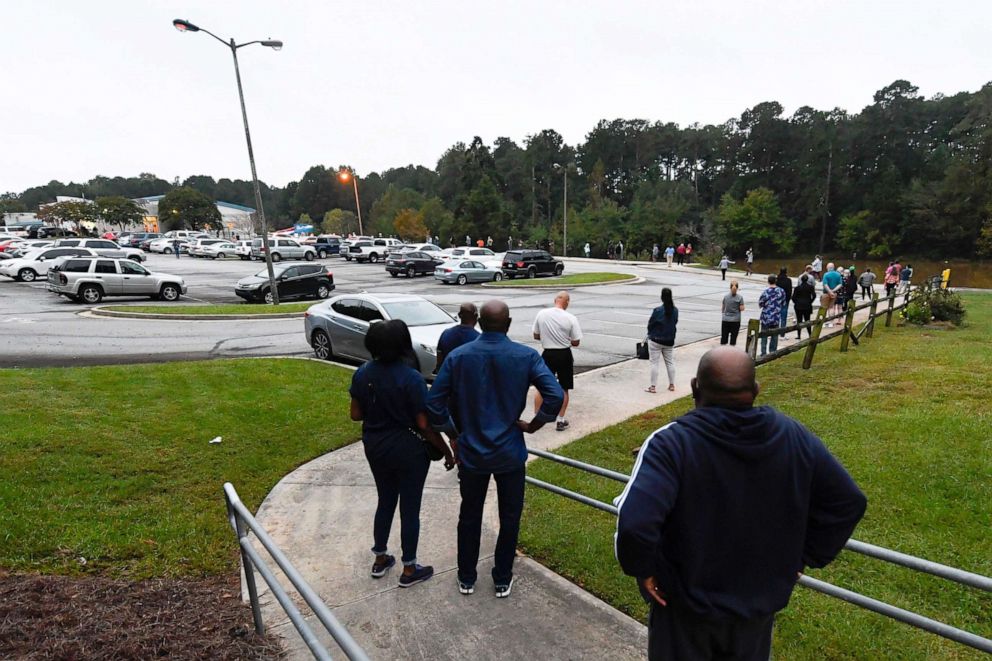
[615,347,866,660]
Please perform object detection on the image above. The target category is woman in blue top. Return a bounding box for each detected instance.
[349,320,454,587]
[645,288,678,393]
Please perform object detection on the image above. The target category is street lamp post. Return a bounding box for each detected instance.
[554,163,571,257]
[338,170,364,235]
[172,18,283,304]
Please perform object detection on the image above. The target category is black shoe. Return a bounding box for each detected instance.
[457,577,475,595]
[495,577,514,598]
[555,420,569,432]
[398,564,434,588]
[371,555,395,578]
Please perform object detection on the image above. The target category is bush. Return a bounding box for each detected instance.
[903,299,931,325]
[901,282,967,326]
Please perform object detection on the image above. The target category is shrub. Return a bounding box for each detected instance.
[901,281,967,326]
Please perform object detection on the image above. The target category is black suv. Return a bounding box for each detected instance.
[385,251,443,278]
[501,250,564,279]
[235,263,335,303]
[313,236,342,258]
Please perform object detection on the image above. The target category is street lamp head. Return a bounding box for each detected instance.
[261,40,283,50]
[338,171,351,183]
[172,19,200,32]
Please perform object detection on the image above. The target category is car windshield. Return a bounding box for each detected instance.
[382,300,453,327]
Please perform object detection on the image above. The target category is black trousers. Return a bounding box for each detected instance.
[721,268,727,280]
[795,309,811,337]
[861,285,872,300]
[720,320,740,346]
[648,602,773,661]
[457,465,526,586]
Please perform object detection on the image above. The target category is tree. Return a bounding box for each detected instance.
[321,209,358,235]
[393,209,429,241]
[836,210,889,258]
[157,187,221,232]
[716,188,794,254]
[369,186,425,236]
[95,196,144,231]
[37,200,98,228]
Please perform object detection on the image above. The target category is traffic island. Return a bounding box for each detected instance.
[483,272,641,288]
[90,303,312,320]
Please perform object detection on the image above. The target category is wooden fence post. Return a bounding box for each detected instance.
[802,307,828,369]
[745,318,759,360]
[840,299,857,353]
[885,290,896,327]
[866,292,879,338]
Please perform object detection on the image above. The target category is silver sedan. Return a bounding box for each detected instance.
[434,260,504,285]
[304,293,456,379]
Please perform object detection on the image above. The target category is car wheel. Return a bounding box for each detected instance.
[239,255,248,260]
[390,272,398,277]
[457,274,468,285]
[312,329,333,360]
[316,284,331,299]
[129,255,142,262]
[304,252,315,262]
[18,268,37,282]
[80,284,103,304]
[493,272,504,282]
[271,253,282,262]
[528,268,537,279]
[369,253,380,263]
[318,250,328,259]
[218,253,227,259]
[406,266,416,278]
[160,283,182,301]
[164,247,173,254]
[263,289,274,304]
[555,264,564,276]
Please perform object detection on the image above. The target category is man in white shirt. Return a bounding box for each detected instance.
[532,292,582,431]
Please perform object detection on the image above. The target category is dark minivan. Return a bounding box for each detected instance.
[501,250,564,279]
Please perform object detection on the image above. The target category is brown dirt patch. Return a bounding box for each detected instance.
[0,571,281,660]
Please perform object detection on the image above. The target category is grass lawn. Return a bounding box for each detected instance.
[0,359,356,578]
[100,302,313,315]
[519,292,992,660]
[489,272,635,287]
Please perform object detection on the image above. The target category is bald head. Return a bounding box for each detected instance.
[479,299,511,334]
[554,291,570,309]
[691,347,759,409]
[458,302,479,325]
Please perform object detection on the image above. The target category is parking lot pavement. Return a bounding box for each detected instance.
[0,254,774,369]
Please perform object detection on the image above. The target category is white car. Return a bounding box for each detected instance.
[148,237,189,254]
[54,238,145,262]
[439,246,504,269]
[199,241,239,259]
[187,238,228,257]
[0,247,97,282]
[234,240,253,260]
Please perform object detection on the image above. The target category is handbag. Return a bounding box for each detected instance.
[636,340,649,360]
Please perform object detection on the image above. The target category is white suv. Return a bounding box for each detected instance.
[54,238,145,262]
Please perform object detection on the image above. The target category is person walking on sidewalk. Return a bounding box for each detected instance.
[617,240,625,260]
[718,254,734,281]
[758,275,785,356]
[350,320,455,588]
[645,288,678,393]
[899,263,914,294]
[720,280,744,346]
[584,242,591,258]
[685,243,693,264]
[745,248,754,276]
[435,302,480,372]
[676,243,686,266]
[652,243,660,262]
[615,347,867,661]
[532,292,582,431]
[664,244,675,267]
[428,300,563,599]
[793,274,816,339]
[858,267,876,300]
[777,267,793,333]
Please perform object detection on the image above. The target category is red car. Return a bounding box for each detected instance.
[0,239,27,253]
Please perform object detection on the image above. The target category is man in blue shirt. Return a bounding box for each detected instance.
[427,299,564,598]
[435,302,480,372]
[821,263,844,326]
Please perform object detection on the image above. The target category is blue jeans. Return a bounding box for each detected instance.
[366,443,430,566]
[457,464,526,585]
[760,323,779,355]
[779,305,789,330]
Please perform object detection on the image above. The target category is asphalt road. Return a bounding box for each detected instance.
[0,253,774,369]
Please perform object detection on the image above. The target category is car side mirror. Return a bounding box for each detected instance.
[38,257,46,262]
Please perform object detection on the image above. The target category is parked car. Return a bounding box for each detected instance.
[440,246,504,268]
[163,230,210,240]
[304,293,456,378]
[148,237,190,254]
[343,237,404,263]
[32,226,78,239]
[500,249,563,279]
[47,257,187,304]
[54,238,145,262]
[235,263,334,304]
[234,240,253,260]
[0,247,97,282]
[188,238,228,257]
[250,237,317,262]
[122,232,161,248]
[385,251,444,278]
[0,239,28,253]
[313,235,342,258]
[7,240,54,257]
[196,241,238,259]
[435,260,505,285]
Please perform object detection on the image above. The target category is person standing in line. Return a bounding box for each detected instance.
[549,238,555,255]
[720,280,745,346]
[645,288,679,393]
[435,302,480,372]
[664,244,675,267]
[685,243,693,264]
[676,242,686,265]
[758,274,785,356]
[350,321,455,588]
[651,244,659,262]
[858,267,876,300]
[842,267,858,309]
[428,300,563,598]
[486,235,493,248]
[718,254,734,281]
[793,274,816,339]
[883,262,898,297]
[584,242,591,258]
[820,263,843,326]
[426,233,432,245]
[507,235,513,251]
[777,267,793,333]
[607,241,615,260]
[899,263,914,294]
[617,240,625,260]
[532,292,582,431]
[615,347,867,661]
[811,255,823,282]
[465,234,471,247]
[745,248,754,276]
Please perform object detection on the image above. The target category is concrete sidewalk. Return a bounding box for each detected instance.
[248,299,876,659]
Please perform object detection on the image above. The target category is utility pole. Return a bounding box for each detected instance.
[819,142,833,254]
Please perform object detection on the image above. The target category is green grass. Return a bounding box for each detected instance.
[489,272,635,287]
[0,359,357,578]
[519,292,992,660]
[101,302,314,315]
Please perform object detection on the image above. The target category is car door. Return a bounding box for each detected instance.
[328,298,368,357]
[93,259,124,294]
[278,266,304,299]
[119,259,157,294]
[466,261,489,282]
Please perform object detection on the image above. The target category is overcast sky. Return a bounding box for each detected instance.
[3,0,990,194]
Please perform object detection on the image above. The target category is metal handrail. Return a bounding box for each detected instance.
[523,449,992,654]
[224,483,370,661]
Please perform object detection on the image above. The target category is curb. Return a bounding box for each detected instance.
[481,275,643,289]
[88,306,306,321]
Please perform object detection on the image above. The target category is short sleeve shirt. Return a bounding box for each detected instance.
[349,361,427,460]
[722,293,744,322]
[533,307,582,349]
[822,270,842,293]
[438,324,480,358]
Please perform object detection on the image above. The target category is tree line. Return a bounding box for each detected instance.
[3,79,991,258]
